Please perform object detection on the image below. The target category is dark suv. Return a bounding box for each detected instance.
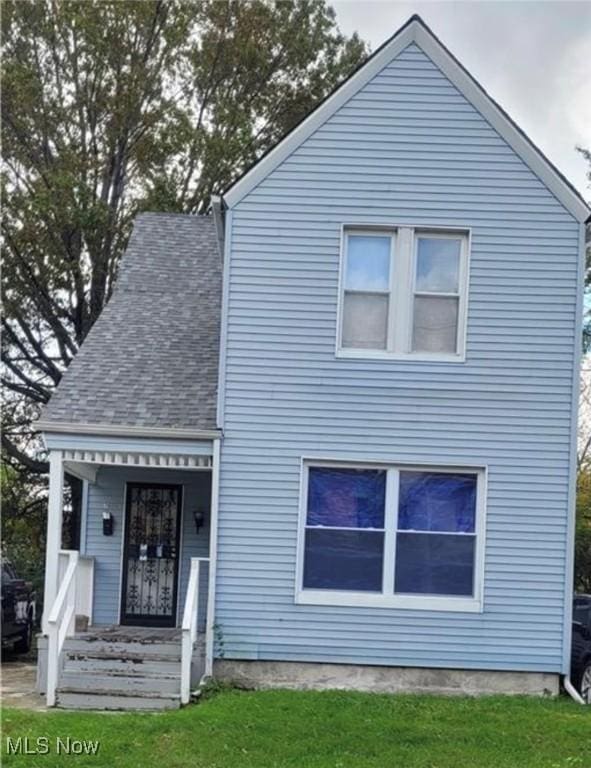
[572,594,591,703]
[1,559,36,654]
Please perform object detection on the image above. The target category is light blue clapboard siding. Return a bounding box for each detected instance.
[216,43,580,673]
[84,467,211,629]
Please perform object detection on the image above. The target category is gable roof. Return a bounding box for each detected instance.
[223,14,589,222]
[39,213,222,436]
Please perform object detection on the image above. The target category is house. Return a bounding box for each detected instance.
[35,15,589,709]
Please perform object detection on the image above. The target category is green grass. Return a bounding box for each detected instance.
[2,688,590,768]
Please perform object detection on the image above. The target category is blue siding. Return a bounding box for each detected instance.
[85,467,211,628]
[216,44,580,672]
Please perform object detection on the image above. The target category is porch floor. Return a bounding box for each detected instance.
[76,625,183,643]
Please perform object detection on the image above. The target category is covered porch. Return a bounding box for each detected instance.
[37,426,220,710]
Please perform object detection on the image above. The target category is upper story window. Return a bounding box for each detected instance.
[338,227,469,360]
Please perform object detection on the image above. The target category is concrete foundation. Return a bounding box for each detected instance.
[36,635,48,695]
[213,659,560,697]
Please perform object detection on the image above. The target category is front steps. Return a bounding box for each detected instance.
[55,628,187,711]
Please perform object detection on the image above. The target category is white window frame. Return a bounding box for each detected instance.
[336,225,470,362]
[295,457,486,613]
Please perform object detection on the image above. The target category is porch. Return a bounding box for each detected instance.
[37,428,220,710]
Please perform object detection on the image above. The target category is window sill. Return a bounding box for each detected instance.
[336,349,466,363]
[295,589,482,613]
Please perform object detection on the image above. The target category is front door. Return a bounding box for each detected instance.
[120,483,182,627]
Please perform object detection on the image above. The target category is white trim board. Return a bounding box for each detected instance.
[216,208,233,430]
[43,432,214,457]
[176,482,186,628]
[205,438,221,678]
[223,16,589,222]
[80,480,89,556]
[37,420,221,441]
[116,482,128,626]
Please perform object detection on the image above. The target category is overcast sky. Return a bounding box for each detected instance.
[332,1,591,201]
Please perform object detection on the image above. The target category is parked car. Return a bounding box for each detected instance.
[571,594,591,703]
[1,559,36,653]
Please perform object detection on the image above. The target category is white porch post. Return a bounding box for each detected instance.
[42,450,64,634]
[204,437,221,678]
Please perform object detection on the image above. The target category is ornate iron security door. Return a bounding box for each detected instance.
[120,483,182,627]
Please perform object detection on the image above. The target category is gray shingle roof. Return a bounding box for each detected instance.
[41,213,221,432]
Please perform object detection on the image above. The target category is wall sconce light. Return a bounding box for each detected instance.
[193,509,205,534]
[102,510,114,536]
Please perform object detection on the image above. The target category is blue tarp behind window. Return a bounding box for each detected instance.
[302,466,478,598]
[398,472,476,532]
[307,467,385,528]
[304,467,385,591]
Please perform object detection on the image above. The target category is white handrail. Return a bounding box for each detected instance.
[181,557,209,704]
[47,550,79,706]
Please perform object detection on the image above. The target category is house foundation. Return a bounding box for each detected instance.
[213,659,559,697]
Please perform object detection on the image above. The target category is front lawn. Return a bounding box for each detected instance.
[2,688,590,767]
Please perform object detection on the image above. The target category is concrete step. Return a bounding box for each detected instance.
[56,689,181,711]
[63,637,182,659]
[63,652,181,676]
[59,670,180,696]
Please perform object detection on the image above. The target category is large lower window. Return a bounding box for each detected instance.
[338,227,469,360]
[297,461,485,612]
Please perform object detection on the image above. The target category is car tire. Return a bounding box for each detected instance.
[579,661,591,704]
[13,618,32,654]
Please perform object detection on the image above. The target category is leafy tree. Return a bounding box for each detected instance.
[1,464,47,612]
[2,0,367,569]
[575,147,591,591]
[575,465,591,593]
[1,0,367,481]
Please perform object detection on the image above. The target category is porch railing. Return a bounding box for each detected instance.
[47,550,95,707]
[181,557,209,704]
[58,551,95,627]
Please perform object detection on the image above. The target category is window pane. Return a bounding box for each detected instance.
[307,467,386,528]
[303,529,384,591]
[412,296,458,353]
[573,603,590,626]
[416,237,461,292]
[398,472,476,533]
[395,533,475,596]
[346,235,391,291]
[342,293,388,349]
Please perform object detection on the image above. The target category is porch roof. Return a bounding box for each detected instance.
[39,213,222,433]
